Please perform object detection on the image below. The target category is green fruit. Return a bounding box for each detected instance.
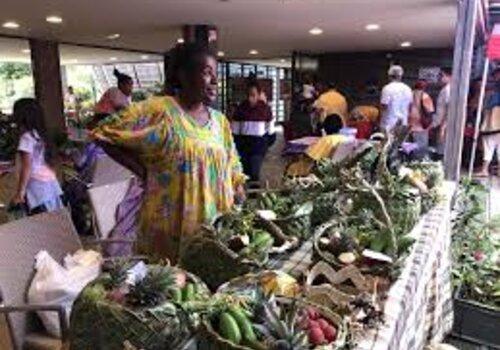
[170,287,182,303]
[229,306,257,342]
[182,283,195,302]
[253,232,273,250]
[219,312,242,344]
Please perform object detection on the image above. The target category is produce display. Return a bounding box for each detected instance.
[201,294,348,350]
[70,130,451,350]
[70,262,210,350]
[451,180,500,308]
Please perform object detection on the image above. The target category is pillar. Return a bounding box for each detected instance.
[444,0,478,181]
[29,39,65,137]
[182,25,218,51]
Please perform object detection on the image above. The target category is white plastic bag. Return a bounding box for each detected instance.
[27,249,102,337]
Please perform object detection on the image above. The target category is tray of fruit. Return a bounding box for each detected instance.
[200,295,350,350]
[312,220,394,276]
[70,262,211,350]
[249,192,314,240]
[180,210,299,290]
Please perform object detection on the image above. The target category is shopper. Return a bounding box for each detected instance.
[409,80,435,157]
[92,43,246,262]
[312,82,348,134]
[232,82,273,185]
[380,65,413,132]
[11,98,64,214]
[476,69,500,176]
[89,69,134,128]
[432,67,452,159]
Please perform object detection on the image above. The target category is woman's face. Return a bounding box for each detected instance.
[120,80,134,96]
[247,87,260,106]
[183,55,218,104]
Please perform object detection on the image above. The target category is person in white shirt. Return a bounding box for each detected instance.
[11,98,64,214]
[432,67,452,158]
[380,65,413,132]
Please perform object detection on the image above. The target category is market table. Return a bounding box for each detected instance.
[179,181,456,350]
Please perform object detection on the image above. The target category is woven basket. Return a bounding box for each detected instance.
[179,228,267,291]
[70,266,208,350]
[199,297,348,350]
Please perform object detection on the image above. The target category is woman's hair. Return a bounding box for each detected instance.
[13,98,54,164]
[441,66,452,77]
[322,114,344,135]
[247,80,262,94]
[166,42,215,92]
[414,80,427,90]
[113,69,133,85]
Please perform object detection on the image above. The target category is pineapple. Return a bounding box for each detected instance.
[127,265,176,307]
[256,298,309,350]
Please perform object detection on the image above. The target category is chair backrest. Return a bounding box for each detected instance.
[0,210,82,350]
[87,179,132,240]
[91,155,134,187]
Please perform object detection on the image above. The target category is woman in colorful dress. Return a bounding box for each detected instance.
[92,43,246,262]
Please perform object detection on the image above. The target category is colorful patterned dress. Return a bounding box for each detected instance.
[92,96,245,262]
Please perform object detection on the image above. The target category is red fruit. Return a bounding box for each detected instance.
[317,318,330,331]
[323,325,337,342]
[307,319,319,329]
[308,326,326,345]
[473,251,485,262]
[306,306,319,320]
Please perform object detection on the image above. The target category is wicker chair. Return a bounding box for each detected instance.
[0,210,81,350]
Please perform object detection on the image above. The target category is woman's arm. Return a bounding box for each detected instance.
[97,141,147,181]
[12,152,31,204]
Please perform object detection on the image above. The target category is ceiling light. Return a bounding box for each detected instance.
[109,57,117,61]
[141,55,149,60]
[21,49,30,54]
[280,59,286,63]
[249,49,258,55]
[177,38,185,44]
[2,21,20,29]
[217,51,225,57]
[46,16,63,24]
[309,27,323,35]
[400,41,412,48]
[365,24,380,31]
[107,33,120,40]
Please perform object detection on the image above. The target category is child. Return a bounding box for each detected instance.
[11,98,64,214]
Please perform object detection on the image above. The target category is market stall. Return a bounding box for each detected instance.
[61,128,456,350]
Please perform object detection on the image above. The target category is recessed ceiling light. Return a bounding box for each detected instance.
[109,57,117,61]
[107,33,120,40]
[177,38,185,44]
[2,21,20,29]
[21,49,30,54]
[400,41,412,48]
[249,50,259,55]
[365,24,380,31]
[309,27,323,35]
[141,55,149,60]
[280,59,286,63]
[217,51,225,57]
[46,16,63,24]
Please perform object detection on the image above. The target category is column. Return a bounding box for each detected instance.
[182,25,218,51]
[443,0,478,180]
[29,39,65,137]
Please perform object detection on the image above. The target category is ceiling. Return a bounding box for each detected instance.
[0,0,457,59]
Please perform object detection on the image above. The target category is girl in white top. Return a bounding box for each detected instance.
[11,98,63,213]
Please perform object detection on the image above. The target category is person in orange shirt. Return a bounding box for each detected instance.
[312,83,348,134]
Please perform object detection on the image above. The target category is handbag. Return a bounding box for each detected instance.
[420,92,433,129]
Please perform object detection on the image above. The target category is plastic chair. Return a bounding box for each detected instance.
[0,210,81,350]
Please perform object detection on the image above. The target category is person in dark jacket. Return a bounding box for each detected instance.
[232,82,273,185]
